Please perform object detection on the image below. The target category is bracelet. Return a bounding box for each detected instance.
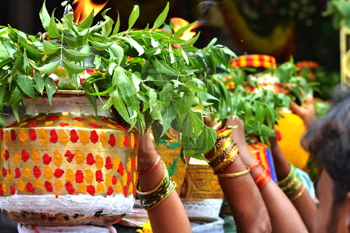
[285,178,303,196]
[212,121,223,131]
[216,124,228,134]
[142,179,176,211]
[254,167,271,190]
[137,162,169,201]
[210,144,237,168]
[250,160,261,172]
[213,146,239,173]
[278,163,304,196]
[278,162,294,186]
[205,137,233,161]
[290,185,306,202]
[217,166,250,178]
[217,127,234,139]
[208,138,234,164]
[137,156,161,175]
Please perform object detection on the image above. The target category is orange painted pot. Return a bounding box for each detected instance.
[0,91,138,226]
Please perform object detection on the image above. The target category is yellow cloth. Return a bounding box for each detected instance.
[275,112,309,169]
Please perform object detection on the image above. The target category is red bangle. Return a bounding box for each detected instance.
[254,167,271,190]
[216,125,228,134]
[138,156,161,175]
[250,160,261,172]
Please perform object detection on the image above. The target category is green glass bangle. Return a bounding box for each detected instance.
[285,175,303,196]
[281,175,298,191]
[143,178,176,211]
[278,163,296,187]
[137,161,169,201]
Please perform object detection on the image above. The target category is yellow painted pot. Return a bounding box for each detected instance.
[275,111,309,169]
[0,91,138,226]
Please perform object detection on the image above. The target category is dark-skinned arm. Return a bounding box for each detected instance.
[138,130,191,233]
[205,118,272,233]
[227,117,308,233]
[269,132,317,233]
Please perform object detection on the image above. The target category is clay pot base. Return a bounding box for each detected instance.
[3,210,126,226]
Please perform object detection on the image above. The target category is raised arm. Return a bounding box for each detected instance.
[205,118,271,232]
[227,117,308,233]
[269,130,317,232]
[137,130,191,233]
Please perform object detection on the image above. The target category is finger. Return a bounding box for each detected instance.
[289,100,305,117]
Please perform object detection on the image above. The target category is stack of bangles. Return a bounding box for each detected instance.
[205,125,240,174]
[206,123,272,190]
[137,160,176,210]
[278,162,305,202]
[250,160,271,190]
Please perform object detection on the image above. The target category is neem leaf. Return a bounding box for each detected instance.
[127,36,144,56]
[89,40,113,51]
[190,111,203,137]
[152,2,169,31]
[48,9,61,39]
[45,77,57,106]
[110,43,124,65]
[112,65,122,87]
[62,60,88,74]
[16,75,36,99]
[154,59,184,76]
[63,35,84,48]
[161,103,177,136]
[128,5,140,31]
[112,11,120,35]
[82,81,97,116]
[116,69,140,114]
[8,85,25,105]
[159,82,173,111]
[174,21,198,38]
[62,47,92,62]
[111,89,133,126]
[34,71,45,93]
[43,40,59,55]
[80,42,91,54]
[78,9,94,29]
[36,60,60,74]
[39,0,50,31]
[11,102,20,122]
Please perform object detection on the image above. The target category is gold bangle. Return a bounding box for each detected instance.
[209,138,234,163]
[290,185,306,202]
[278,163,294,185]
[212,121,222,131]
[217,128,234,139]
[137,161,167,195]
[213,146,239,172]
[217,166,250,178]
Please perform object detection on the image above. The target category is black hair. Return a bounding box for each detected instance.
[302,84,350,205]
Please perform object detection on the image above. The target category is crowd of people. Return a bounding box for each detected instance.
[136,84,350,233]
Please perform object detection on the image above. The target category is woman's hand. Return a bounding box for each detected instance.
[289,94,316,128]
[226,116,257,167]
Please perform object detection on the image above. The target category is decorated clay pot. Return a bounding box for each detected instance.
[275,110,309,169]
[0,91,138,226]
[180,158,224,221]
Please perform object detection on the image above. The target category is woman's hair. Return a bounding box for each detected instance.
[302,84,350,204]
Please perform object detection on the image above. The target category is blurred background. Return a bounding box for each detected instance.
[0,0,340,72]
